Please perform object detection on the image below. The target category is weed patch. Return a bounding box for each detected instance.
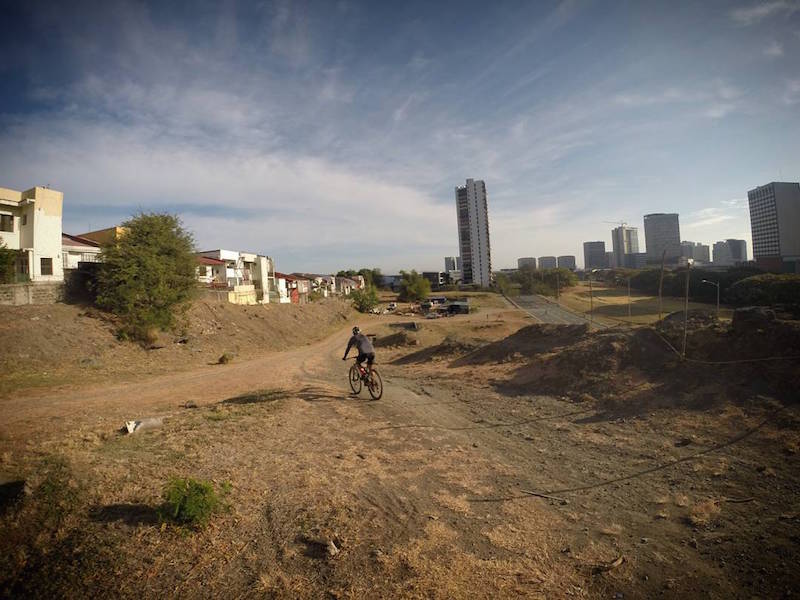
[159,477,230,529]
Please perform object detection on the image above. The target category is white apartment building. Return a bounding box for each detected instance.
[455,178,492,287]
[748,182,800,272]
[611,225,639,268]
[197,249,277,304]
[0,186,64,282]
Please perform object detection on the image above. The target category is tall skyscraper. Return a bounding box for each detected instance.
[538,256,557,269]
[644,213,681,263]
[557,255,576,270]
[455,178,492,286]
[444,256,458,272]
[611,226,639,268]
[583,241,607,269]
[680,241,711,264]
[748,182,800,272]
[712,239,747,266]
[517,257,536,269]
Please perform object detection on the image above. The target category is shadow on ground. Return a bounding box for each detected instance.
[295,386,354,403]
[0,480,26,516]
[89,503,160,526]
[221,389,287,405]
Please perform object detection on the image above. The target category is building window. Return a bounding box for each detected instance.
[41,258,53,275]
[0,214,13,232]
[22,213,27,226]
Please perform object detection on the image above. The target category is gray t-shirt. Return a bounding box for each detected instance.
[346,333,374,355]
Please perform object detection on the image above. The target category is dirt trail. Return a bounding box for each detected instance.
[2,303,799,598]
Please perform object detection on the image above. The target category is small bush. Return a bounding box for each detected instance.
[726,273,800,306]
[160,477,228,528]
[218,352,234,364]
[351,285,379,313]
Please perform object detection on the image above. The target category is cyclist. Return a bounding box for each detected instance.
[342,326,375,378]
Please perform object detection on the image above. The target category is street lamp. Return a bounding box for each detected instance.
[682,259,694,359]
[702,279,720,319]
[588,268,599,325]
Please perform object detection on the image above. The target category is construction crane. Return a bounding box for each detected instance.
[603,220,628,227]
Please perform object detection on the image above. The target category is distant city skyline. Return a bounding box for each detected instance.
[1,1,797,272]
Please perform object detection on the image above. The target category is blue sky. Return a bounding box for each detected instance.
[1,0,798,271]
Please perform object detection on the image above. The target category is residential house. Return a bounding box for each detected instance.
[277,272,311,304]
[77,226,127,246]
[62,233,101,270]
[336,276,359,296]
[0,185,64,282]
[197,249,277,305]
[196,255,227,287]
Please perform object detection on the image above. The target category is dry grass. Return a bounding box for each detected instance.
[687,499,721,527]
[558,282,733,326]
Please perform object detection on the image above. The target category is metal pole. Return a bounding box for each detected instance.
[682,261,691,359]
[658,249,666,322]
[627,277,631,318]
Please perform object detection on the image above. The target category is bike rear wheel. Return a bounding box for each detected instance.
[366,368,383,400]
[348,364,362,394]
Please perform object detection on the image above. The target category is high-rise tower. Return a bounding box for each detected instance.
[455,179,492,286]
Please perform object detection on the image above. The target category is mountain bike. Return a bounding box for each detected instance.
[348,359,383,400]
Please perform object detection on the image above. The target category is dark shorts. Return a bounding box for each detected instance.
[357,352,375,365]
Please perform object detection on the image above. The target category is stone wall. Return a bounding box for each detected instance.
[0,282,64,306]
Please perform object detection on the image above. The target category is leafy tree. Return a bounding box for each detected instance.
[0,240,17,284]
[351,285,379,313]
[356,267,383,288]
[397,270,431,302]
[726,273,800,306]
[96,213,197,342]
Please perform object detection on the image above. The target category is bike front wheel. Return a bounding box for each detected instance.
[349,364,362,394]
[366,369,383,400]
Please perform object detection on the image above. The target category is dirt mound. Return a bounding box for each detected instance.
[391,337,480,365]
[0,299,354,395]
[493,317,800,414]
[374,331,418,348]
[452,323,587,366]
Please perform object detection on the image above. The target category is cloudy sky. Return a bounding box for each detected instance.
[1,0,798,271]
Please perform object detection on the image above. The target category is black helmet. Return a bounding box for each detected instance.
[352,326,360,335]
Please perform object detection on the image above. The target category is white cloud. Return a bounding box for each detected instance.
[730,1,799,26]
[764,40,784,56]
[783,79,800,104]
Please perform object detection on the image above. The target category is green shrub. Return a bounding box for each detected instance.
[726,274,800,306]
[95,213,197,344]
[218,352,235,364]
[351,285,379,313]
[0,241,17,284]
[397,270,431,302]
[160,477,228,528]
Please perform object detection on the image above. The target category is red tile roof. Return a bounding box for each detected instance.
[196,256,226,265]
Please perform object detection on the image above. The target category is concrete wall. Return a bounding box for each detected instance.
[0,282,64,305]
[78,226,125,246]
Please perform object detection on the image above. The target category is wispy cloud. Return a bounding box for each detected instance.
[783,79,800,103]
[730,1,799,26]
[764,40,784,56]
[684,207,737,228]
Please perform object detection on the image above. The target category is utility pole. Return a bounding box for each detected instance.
[627,277,632,319]
[682,259,693,359]
[702,279,720,319]
[658,249,666,322]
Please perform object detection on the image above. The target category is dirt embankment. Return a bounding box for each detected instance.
[0,299,355,395]
[390,314,800,415]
